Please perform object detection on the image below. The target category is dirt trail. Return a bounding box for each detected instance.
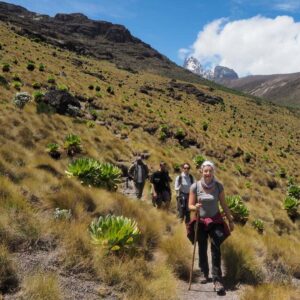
[177,251,242,300]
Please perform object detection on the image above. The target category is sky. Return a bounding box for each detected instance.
[4,0,300,76]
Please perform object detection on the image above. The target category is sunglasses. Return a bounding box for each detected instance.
[183,167,190,170]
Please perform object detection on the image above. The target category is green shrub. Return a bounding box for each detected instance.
[173,163,181,173]
[89,215,140,252]
[12,92,31,109]
[86,120,95,128]
[46,143,59,153]
[66,158,122,191]
[158,124,170,141]
[36,102,55,114]
[202,121,209,131]
[32,82,42,89]
[0,75,8,87]
[193,154,206,168]
[95,85,101,92]
[283,196,299,218]
[287,185,300,199]
[64,134,81,156]
[39,63,45,71]
[278,167,286,178]
[251,219,264,234]
[244,152,252,163]
[2,63,10,72]
[27,62,35,71]
[33,91,45,103]
[12,74,21,82]
[47,76,56,84]
[107,86,114,95]
[88,84,94,90]
[57,84,68,92]
[12,81,22,90]
[225,195,249,225]
[174,128,186,140]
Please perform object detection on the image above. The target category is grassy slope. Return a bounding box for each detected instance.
[0,23,300,298]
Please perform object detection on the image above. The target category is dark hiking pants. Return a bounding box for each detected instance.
[134,181,145,199]
[177,192,190,223]
[197,223,224,281]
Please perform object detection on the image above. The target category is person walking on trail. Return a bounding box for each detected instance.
[188,160,234,295]
[175,163,194,223]
[128,156,149,199]
[150,162,172,209]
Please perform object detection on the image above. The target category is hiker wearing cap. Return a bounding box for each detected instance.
[188,160,234,295]
[128,156,149,199]
[175,163,194,223]
[150,162,172,209]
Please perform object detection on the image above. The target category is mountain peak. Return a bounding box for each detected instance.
[183,56,238,82]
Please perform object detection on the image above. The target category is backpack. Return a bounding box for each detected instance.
[178,174,194,187]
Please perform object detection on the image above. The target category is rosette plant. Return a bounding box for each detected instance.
[64,134,81,156]
[225,195,249,225]
[89,215,141,253]
[66,158,122,191]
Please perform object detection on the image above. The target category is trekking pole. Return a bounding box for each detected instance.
[188,210,199,291]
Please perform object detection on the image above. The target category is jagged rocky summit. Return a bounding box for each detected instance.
[183,56,239,83]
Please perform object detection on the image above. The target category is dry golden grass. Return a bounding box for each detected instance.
[222,226,265,285]
[22,272,62,300]
[0,21,299,297]
[241,283,300,300]
[0,245,18,293]
[160,224,192,280]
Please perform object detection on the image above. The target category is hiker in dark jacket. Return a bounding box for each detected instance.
[175,163,194,223]
[150,161,172,209]
[128,156,149,199]
[188,160,234,295]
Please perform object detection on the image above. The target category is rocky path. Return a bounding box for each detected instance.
[177,250,242,300]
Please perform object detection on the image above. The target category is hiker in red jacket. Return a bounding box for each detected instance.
[188,160,234,295]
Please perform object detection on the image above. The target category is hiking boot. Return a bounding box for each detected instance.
[200,273,211,284]
[213,280,226,295]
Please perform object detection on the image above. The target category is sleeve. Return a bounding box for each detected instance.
[145,165,149,178]
[190,182,197,195]
[149,172,154,183]
[128,164,134,178]
[217,181,224,193]
[174,176,180,191]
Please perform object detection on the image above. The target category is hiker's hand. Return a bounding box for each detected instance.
[195,203,202,210]
[229,221,234,232]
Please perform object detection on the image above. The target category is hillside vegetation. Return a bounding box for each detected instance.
[0,22,300,299]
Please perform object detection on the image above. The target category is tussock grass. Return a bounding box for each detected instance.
[22,272,62,300]
[222,226,265,285]
[94,253,177,300]
[160,224,192,280]
[0,245,18,293]
[0,177,41,249]
[263,233,300,279]
[241,283,299,300]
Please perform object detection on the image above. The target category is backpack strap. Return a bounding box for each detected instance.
[178,175,182,186]
[189,174,194,184]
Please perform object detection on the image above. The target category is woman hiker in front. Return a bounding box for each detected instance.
[188,160,234,295]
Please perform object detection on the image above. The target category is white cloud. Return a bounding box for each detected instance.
[180,15,300,76]
[274,1,300,12]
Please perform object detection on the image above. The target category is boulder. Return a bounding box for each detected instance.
[42,90,82,116]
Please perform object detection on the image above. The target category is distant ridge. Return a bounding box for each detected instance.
[0,1,205,83]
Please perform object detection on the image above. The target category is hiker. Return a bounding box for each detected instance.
[188,160,234,295]
[175,163,194,223]
[128,156,149,199]
[150,161,172,209]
